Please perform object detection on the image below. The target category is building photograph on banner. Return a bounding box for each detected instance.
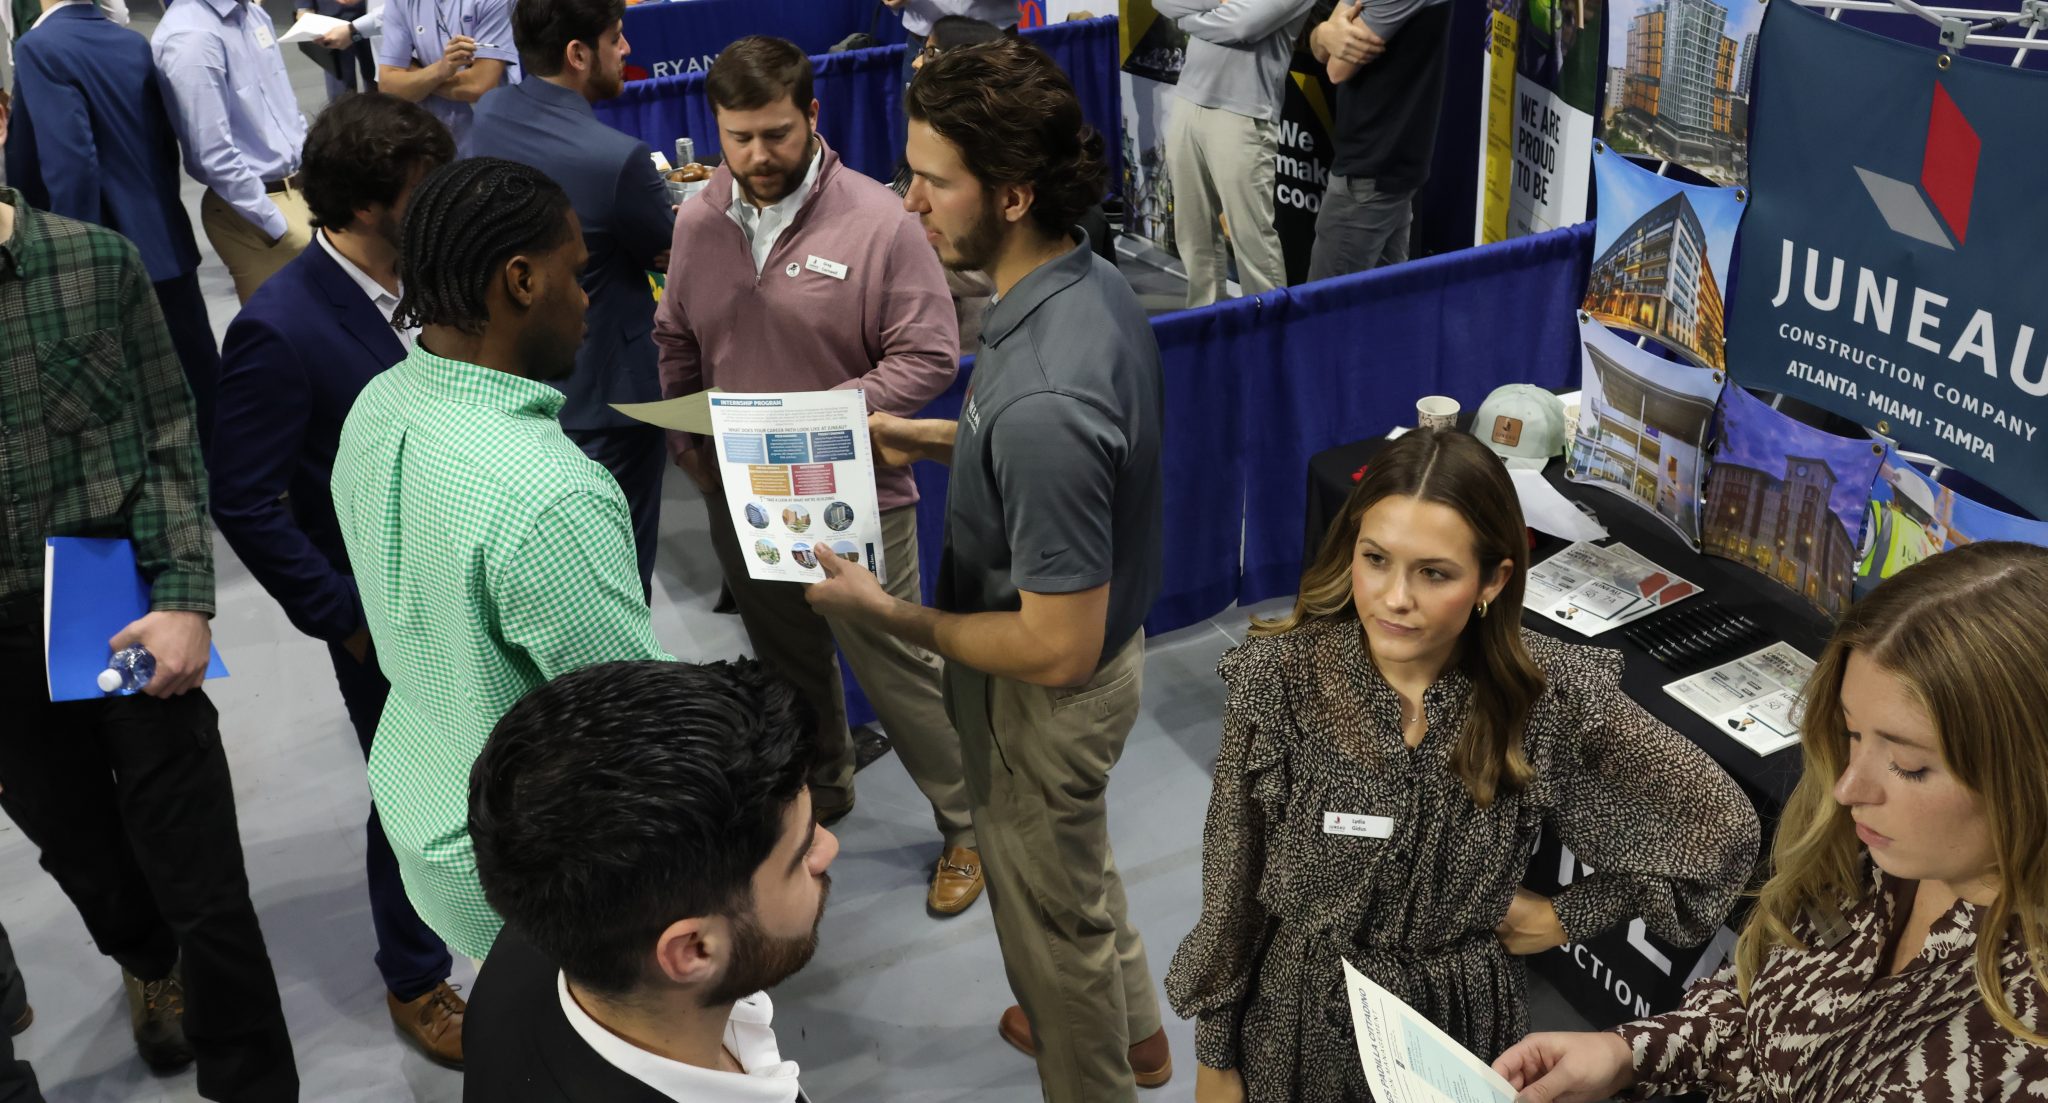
[1702,383,1884,619]
[1568,315,1726,545]
[1582,142,1745,371]
[1727,0,2048,521]
[1599,0,1763,184]
[1476,0,1598,242]
[1855,447,2048,596]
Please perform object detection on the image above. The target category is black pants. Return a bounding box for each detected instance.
[0,623,296,1102]
[152,271,221,455]
[325,640,452,1002]
[565,423,667,601]
[0,921,42,1103]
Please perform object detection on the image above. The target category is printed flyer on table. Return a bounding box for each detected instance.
[710,391,886,585]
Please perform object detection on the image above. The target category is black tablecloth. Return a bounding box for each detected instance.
[1302,431,1832,1028]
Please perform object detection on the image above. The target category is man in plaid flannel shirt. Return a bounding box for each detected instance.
[0,171,297,1098]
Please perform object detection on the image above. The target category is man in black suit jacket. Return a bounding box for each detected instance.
[209,92,468,1068]
[466,659,837,1103]
[461,0,675,596]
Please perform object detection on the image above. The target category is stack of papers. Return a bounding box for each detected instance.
[1525,541,1700,637]
[1664,642,1815,756]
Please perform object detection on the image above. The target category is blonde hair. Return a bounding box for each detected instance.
[1259,430,1544,806]
[1735,541,2048,1042]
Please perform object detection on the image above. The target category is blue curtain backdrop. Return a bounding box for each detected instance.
[1235,222,1595,605]
[595,16,1123,189]
[619,0,905,78]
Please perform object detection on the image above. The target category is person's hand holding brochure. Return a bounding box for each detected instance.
[278,12,350,44]
[1345,959,1518,1103]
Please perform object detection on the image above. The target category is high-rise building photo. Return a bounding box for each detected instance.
[1599,0,1762,184]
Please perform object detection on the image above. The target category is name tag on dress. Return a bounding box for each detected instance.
[1322,812,1394,839]
[804,254,848,280]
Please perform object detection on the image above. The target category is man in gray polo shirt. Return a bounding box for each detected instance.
[806,36,1170,1102]
[1154,0,1324,306]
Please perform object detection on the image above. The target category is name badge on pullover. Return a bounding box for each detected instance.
[805,255,848,280]
[1323,811,1395,839]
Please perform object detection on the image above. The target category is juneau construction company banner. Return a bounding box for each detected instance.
[1728,1,2048,520]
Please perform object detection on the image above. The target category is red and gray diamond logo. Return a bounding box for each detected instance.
[1853,83,1979,251]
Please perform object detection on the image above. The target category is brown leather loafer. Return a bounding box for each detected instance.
[388,981,466,1069]
[7,1004,29,1037]
[927,846,984,916]
[997,1004,1173,1088]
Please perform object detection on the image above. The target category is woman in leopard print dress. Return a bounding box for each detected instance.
[1164,431,1760,1103]
[1497,541,2048,1101]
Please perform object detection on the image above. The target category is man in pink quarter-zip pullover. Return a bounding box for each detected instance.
[653,35,983,919]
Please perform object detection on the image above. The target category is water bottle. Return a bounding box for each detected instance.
[98,645,156,696]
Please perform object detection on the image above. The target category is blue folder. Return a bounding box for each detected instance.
[44,537,229,702]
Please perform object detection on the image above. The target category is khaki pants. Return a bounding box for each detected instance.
[201,186,313,304]
[1167,101,1286,308]
[945,636,1159,1103]
[704,496,974,848]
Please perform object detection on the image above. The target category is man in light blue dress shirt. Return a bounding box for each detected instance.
[153,0,311,303]
[375,0,517,144]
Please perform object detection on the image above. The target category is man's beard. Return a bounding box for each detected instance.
[593,60,625,101]
[732,133,816,207]
[369,208,404,254]
[941,193,1004,273]
[515,302,584,384]
[700,874,830,1009]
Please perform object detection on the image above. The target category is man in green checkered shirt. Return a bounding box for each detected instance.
[333,159,671,960]
[0,181,297,1094]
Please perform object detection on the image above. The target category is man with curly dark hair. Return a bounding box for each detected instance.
[210,92,471,1067]
[804,35,1171,1102]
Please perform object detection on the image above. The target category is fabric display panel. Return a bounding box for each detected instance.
[1596,0,1762,185]
[1700,383,1884,619]
[1582,142,1745,372]
[1567,315,1725,547]
[1855,446,2048,597]
[1727,0,2048,519]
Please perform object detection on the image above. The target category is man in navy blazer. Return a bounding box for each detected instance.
[5,0,221,447]
[208,93,471,1068]
[461,0,674,597]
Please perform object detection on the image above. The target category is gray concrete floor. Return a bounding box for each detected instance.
[1,13,1588,1100]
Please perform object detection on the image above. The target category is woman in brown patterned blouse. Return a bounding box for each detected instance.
[1495,541,2048,1102]
[1164,430,1759,1103]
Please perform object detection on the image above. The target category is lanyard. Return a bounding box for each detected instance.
[428,0,470,52]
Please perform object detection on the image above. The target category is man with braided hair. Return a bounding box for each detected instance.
[333,156,672,961]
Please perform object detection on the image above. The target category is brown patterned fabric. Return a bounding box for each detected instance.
[1618,862,2048,1101]
[1165,616,1759,1101]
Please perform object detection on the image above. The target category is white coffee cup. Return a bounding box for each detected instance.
[1416,395,1459,431]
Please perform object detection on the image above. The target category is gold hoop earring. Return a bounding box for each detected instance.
[1476,599,1489,619]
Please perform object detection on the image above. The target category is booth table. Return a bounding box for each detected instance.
[1304,429,1829,1028]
